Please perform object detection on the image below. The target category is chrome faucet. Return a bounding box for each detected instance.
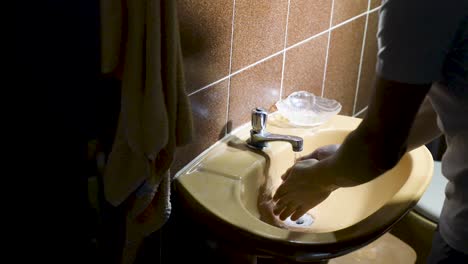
[247,108,304,152]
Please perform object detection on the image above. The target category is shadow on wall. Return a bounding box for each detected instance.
[178,4,214,93]
[219,120,232,140]
[169,11,232,172]
[179,14,208,66]
[170,1,235,173]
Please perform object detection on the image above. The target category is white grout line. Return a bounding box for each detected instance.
[331,9,369,30]
[189,49,284,97]
[189,8,373,98]
[285,10,368,53]
[230,49,285,76]
[285,29,329,52]
[224,0,237,135]
[188,75,230,97]
[320,0,335,97]
[369,5,381,13]
[279,0,291,100]
[352,0,372,115]
[353,106,368,117]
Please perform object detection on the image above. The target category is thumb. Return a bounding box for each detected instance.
[298,150,320,161]
[281,166,293,180]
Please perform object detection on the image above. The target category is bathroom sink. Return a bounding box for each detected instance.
[175,115,433,262]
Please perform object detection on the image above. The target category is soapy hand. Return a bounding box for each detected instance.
[273,158,340,221]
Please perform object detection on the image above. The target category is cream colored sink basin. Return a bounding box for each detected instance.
[175,115,433,261]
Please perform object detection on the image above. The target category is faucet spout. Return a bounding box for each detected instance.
[247,108,304,152]
[249,131,303,152]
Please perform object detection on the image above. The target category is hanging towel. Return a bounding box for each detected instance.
[100,0,192,262]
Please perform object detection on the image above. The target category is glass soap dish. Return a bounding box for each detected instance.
[275,91,341,127]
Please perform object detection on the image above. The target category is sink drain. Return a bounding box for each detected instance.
[282,214,314,228]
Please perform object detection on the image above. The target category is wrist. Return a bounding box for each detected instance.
[324,155,358,191]
[315,157,342,192]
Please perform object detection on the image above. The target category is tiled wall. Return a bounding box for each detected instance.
[173,0,381,172]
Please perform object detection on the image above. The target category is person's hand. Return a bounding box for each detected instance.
[299,144,340,161]
[273,158,339,221]
[257,191,287,229]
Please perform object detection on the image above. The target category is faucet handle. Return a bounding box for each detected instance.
[251,107,268,133]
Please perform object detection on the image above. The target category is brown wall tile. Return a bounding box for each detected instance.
[370,0,381,9]
[332,0,368,25]
[178,0,233,93]
[356,11,379,112]
[229,55,283,129]
[287,0,332,46]
[283,34,328,99]
[324,17,366,115]
[173,1,374,172]
[231,0,288,71]
[172,80,228,173]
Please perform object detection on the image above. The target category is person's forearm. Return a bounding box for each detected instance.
[406,97,442,151]
[325,129,381,187]
[329,76,431,187]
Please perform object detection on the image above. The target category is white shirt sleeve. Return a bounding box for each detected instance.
[376,0,464,84]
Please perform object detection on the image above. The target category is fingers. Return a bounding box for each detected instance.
[290,206,310,221]
[272,197,290,214]
[279,204,298,221]
[273,199,308,221]
[275,203,314,222]
[273,183,289,201]
[272,197,298,221]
